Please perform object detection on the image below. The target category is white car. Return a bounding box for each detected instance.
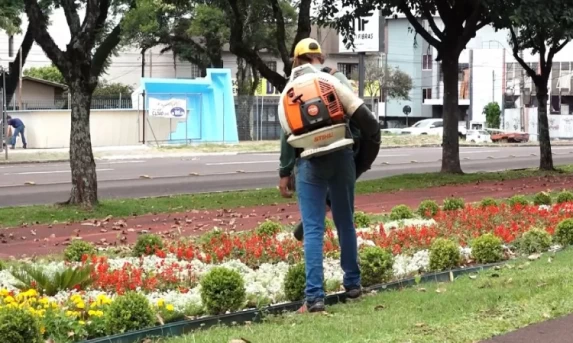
[466,129,492,143]
[401,119,466,137]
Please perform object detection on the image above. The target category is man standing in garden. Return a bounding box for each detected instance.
[6,115,27,149]
[278,38,381,313]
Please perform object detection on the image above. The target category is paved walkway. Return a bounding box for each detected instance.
[481,314,573,342]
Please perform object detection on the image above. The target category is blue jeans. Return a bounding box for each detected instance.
[10,126,26,147]
[295,147,360,302]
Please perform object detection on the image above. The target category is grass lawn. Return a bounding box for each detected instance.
[0,166,570,227]
[158,248,573,343]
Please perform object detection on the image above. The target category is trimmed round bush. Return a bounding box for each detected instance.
[533,191,552,206]
[359,246,394,287]
[554,218,573,246]
[132,234,164,257]
[471,233,504,264]
[429,238,461,271]
[514,228,552,254]
[256,220,282,236]
[0,306,43,343]
[64,239,96,262]
[283,263,306,302]
[442,197,465,211]
[354,211,371,228]
[417,200,439,219]
[479,197,498,209]
[508,195,529,207]
[556,190,573,204]
[105,292,155,334]
[389,204,414,221]
[200,267,246,315]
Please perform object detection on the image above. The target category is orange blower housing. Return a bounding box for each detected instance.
[283,78,346,135]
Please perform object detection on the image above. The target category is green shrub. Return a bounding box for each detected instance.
[200,267,246,315]
[354,211,371,228]
[132,234,164,257]
[325,218,335,229]
[10,264,93,296]
[417,200,440,218]
[255,220,283,236]
[471,234,504,264]
[283,263,306,302]
[389,204,414,221]
[429,238,461,271]
[0,306,43,343]
[0,260,5,271]
[514,228,552,254]
[359,246,394,287]
[508,195,529,207]
[442,197,465,211]
[533,191,552,206]
[479,197,498,208]
[64,239,96,262]
[554,218,573,246]
[556,190,573,204]
[105,292,155,335]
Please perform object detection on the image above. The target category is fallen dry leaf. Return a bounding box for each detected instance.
[468,274,478,280]
[414,322,426,328]
[528,253,541,261]
[374,305,385,311]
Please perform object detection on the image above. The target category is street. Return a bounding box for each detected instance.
[1,146,573,207]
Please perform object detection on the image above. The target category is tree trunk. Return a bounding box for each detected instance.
[235,57,253,140]
[64,84,98,208]
[536,86,554,170]
[440,54,463,174]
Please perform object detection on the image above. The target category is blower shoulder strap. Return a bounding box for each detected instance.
[321,66,339,76]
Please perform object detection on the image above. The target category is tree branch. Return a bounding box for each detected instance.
[23,0,68,71]
[79,0,111,50]
[91,23,120,78]
[287,0,312,73]
[268,0,290,69]
[419,1,445,41]
[547,39,569,77]
[60,0,81,35]
[509,27,538,81]
[433,0,453,28]
[227,0,286,90]
[399,0,441,48]
[460,0,489,49]
[5,26,35,105]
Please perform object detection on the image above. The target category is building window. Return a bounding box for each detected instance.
[265,61,277,71]
[190,64,202,78]
[337,63,359,79]
[458,63,470,81]
[423,88,432,100]
[422,54,433,70]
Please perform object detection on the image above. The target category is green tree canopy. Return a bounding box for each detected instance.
[23,65,65,84]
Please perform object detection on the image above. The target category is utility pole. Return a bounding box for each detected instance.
[468,49,473,130]
[492,70,495,102]
[358,52,365,98]
[18,47,22,110]
[519,50,525,132]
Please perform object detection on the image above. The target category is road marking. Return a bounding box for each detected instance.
[3,168,114,176]
[377,154,409,157]
[102,160,145,165]
[206,160,277,166]
[460,150,499,154]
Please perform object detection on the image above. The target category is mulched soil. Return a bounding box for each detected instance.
[1,174,572,259]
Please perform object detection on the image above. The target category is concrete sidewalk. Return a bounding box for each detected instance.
[481,313,573,343]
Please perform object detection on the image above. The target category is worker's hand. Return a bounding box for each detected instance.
[279,176,294,198]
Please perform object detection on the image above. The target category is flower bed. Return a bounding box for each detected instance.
[1,193,573,343]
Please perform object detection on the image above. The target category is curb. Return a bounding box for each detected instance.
[80,261,504,343]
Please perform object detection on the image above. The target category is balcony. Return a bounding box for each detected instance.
[423,81,471,106]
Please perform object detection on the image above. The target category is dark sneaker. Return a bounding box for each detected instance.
[345,287,362,299]
[297,300,325,313]
[23,144,27,149]
[293,221,304,241]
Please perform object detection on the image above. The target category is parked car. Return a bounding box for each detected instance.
[401,119,466,138]
[466,129,492,143]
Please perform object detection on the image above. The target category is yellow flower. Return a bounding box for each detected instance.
[165,304,174,312]
[4,296,14,303]
[0,289,9,296]
[76,302,85,309]
[157,299,165,308]
[40,326,46,334]
[79,320,86,325]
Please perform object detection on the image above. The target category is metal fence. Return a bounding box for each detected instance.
[7,96,133,111]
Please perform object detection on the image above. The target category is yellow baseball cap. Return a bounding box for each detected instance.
[293,38,322,58]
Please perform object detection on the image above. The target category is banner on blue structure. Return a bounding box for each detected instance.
[148,97,188,118]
